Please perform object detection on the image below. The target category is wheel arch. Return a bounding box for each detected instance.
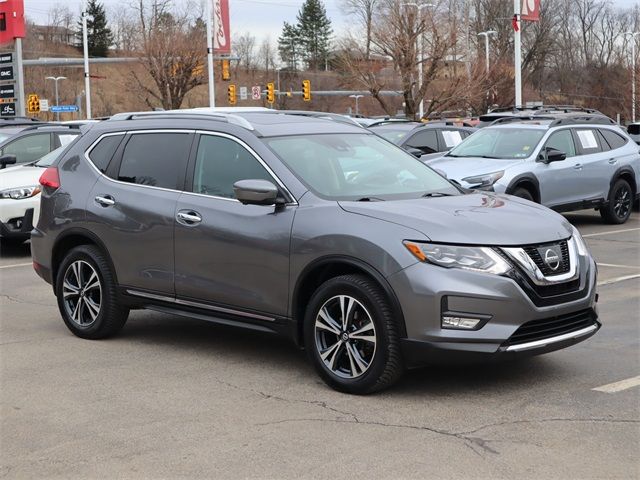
[609,166,637,201]
[505,174,541,203]
[291,255,407,347]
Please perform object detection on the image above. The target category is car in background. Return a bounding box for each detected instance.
[428,114,639,224]
[0,145,68,246]
[626,123,640,145]
[369,121,476,161]
[477,105,605,128]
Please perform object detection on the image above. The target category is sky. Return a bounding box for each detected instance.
[23,0,640,44]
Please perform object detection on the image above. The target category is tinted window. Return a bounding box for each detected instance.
[628,124,640,135]
[118,133,191,189]
[599,129,627,150]
[88,135,124,173]
[2,133,50,163]
[574,129,601,154]
[193,135,273,199]
[544,130,576,157]
[406,130,438,154]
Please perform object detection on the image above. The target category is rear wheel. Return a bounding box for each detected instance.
[55,245,129,339]
[600,179,633,224]
[304,274,403,394]
[511,187,534,202]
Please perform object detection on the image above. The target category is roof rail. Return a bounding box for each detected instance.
[549,115,616,127]
[367,119,416,128]
[107,109,255,130]
[490,115,555,125]
[488,105,601,114]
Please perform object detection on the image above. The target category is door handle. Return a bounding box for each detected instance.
[176,211,202,225]
[608,158,617,164]
[573,164,583,170]
[95,195,115,207]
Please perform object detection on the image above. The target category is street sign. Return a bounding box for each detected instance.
[27,93,39,113]
[0,65,14,81]
[40,99,49,112]
[50,105,78,113]
[251,86,261,100]
[239,86,247,101]
[0,53,13,64]
[0,84,14,99]
[1,102,16,116]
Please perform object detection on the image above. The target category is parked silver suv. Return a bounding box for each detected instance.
[428,115,640,224]
[31,110,600,394]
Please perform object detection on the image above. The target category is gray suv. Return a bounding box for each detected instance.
[31,110,600,394]
[428,115,640,224]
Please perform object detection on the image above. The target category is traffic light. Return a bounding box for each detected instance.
[227,84,236,105]
[266,82,275,104]
[302,79,311,102]
[221,59,230,81]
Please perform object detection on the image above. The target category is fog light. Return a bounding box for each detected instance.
[442,315,482,330]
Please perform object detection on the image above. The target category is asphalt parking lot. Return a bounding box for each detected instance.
[1,210,638,479]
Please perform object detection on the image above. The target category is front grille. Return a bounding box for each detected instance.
[508,309,596,345]
[523,240,570,276]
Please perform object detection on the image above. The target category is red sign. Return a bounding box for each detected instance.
[521,0,540,22]
[0,0,25,45]
[213,0,231,55]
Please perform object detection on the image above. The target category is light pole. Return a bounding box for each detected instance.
[82,2,92,119]
[402,2,434,120]
[349,94,364,115]
[624,32,639,123]
[477,30,497,73]
[45,76,67,121]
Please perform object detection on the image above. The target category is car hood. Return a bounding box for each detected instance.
[339,192,571,246]
[0,165,43,189]
[424,156,525,182]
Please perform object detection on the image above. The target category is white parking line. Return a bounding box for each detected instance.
[582,227,640,238]
[597,263,640,269]
[593,376,640,393]
[0,262,32,269]
[597,274,640,286]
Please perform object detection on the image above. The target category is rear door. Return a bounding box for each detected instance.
[572,128,607,202]
[86,130,194,296]
[174,132,295,318]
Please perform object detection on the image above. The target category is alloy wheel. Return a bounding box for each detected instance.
[314,295,377,379]
[614,186,631,219]
[62,260,102,327]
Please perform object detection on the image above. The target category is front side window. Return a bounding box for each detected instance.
[265,133,456,200]
[2,133,50,163]
[544,130,576,157]
[117,133,191,189]
[406,130,438,154]
[193,135,273,199]
[446,128,545,159]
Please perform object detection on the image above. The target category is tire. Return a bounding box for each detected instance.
[511,187,534,202]
[55,245,129,339]
[303,274,403,394]
[600,179,633,224]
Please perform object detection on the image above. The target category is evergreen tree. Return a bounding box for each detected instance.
[277,22,301,71]
[76,0,113,57]
[296,0,333,70]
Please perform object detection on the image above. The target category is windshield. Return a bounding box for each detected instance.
[265,133,457,200]
[371,128,411,144]
[35,145,65,167]
[447,127,545,159]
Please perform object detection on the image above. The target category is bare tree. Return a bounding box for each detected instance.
[233,32,257,73]
[341,0,379,59]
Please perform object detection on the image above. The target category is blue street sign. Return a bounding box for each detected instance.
[50,105,79,113]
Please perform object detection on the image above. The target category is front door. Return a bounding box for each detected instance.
[174,133,295,317]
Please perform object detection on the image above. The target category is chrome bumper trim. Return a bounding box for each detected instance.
[505,324,598,352]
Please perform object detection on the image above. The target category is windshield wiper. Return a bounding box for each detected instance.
[357,197,385,202]
[421,192,456,198]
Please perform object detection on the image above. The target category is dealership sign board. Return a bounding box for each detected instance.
[521,0,540,21]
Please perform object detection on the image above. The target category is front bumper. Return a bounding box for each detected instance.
[0,207,34,241]
[387,253,598,367]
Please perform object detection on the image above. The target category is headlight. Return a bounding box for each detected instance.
[0,185,41,200]
[462,170,504,187]
[404,241,512,275]
[570,225,590,257]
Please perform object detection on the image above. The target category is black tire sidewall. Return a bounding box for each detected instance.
[604,179,632,224]
[512,187,534,202]
[303,275,397,394]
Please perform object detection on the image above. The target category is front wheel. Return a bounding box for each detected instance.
[303,274,403,394]
[511,187,534,202]
[600,179,633,224]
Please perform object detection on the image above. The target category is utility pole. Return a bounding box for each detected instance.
[82,1,92,119]
[206,0,216,107]
[513,0,522,107]
[624,32,639,123]
[45,76,67,121]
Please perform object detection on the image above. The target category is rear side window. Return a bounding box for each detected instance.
[57,133,79,147]
[599,129,627,150]
[628,124,640,135]
[441,129,464,149]
[117,133,191,189]
[192,135,273,199]
[405,130,438,154]
[574,129,602,154]
[88,135,124,173]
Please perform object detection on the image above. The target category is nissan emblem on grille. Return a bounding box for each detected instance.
[544,248,561,271]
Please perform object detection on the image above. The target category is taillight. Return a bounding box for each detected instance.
[39,167,60,190]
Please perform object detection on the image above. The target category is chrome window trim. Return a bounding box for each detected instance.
[195,130,298,206]
[505,324,598,352]
[501,236,579,286]
[125,289,275,322]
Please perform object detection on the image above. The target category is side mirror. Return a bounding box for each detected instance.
[405,146,423,158]
[233,179,281,206]
[0,154,16,169]
[540,147,566,163]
